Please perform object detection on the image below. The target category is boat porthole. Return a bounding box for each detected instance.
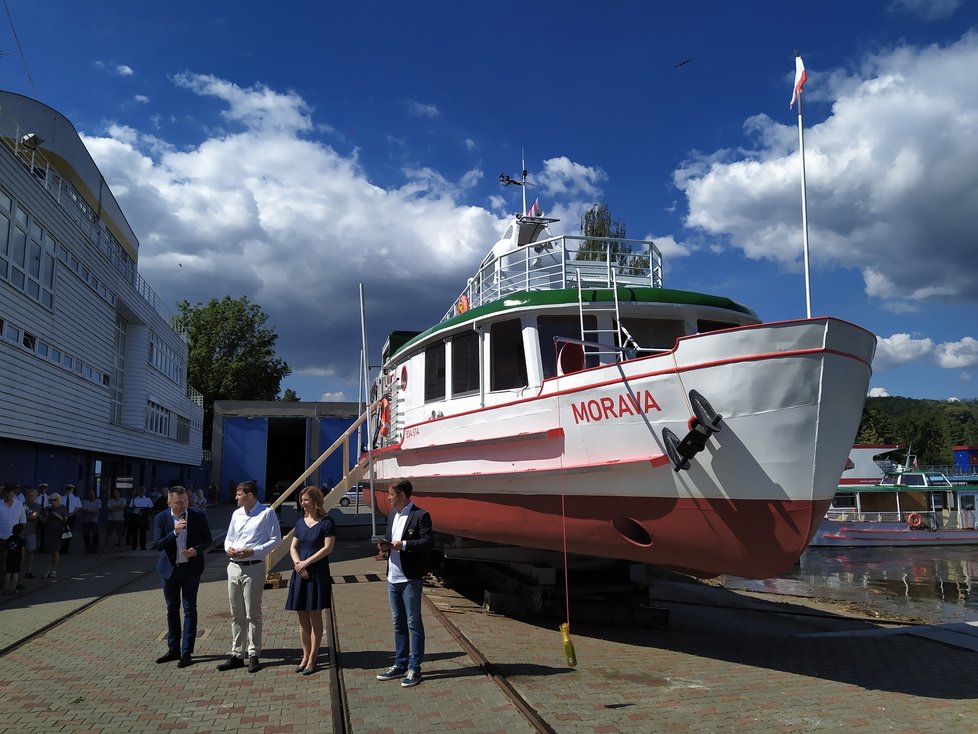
[612,517,653,547]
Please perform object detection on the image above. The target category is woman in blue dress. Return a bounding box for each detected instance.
[285,485,336,674]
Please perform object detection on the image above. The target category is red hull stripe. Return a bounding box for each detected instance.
[391,427,564,457]
[387,453,669,480]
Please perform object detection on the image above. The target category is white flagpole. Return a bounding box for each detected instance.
[795,61,813,319]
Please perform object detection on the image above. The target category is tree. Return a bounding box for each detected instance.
[281,388,300,402]
[174,296,291,449]
[576,203,632,267]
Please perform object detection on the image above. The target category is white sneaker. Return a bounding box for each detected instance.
[376,665,406,681]
[401,669,422,688]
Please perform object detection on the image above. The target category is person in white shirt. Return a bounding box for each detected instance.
[130,488,155,550]
[217,480,281,674]
[0,485,27,575]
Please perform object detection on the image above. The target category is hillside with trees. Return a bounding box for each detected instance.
[855,396,978,465]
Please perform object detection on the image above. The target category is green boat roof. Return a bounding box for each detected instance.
[387,287,758,361]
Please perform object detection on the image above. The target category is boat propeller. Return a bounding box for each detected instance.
[662,390,723,472]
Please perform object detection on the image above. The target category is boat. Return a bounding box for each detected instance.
[364,191,876,579]
[811,451,978,546]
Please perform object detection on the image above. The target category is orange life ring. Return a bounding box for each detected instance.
[379,398,391,437]
[907,512,923,529]
[458,294,470,313]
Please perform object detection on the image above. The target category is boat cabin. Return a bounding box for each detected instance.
[375,213,759,438]
[828,471,978,529]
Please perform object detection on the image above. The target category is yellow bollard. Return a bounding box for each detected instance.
[559,622,577,667]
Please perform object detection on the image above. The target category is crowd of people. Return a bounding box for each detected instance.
[1,477,434,687]
[0,481,212,585]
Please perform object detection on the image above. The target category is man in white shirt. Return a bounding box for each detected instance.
[374,478,433,688]
[217,480,281,674]
[0,485,27,575]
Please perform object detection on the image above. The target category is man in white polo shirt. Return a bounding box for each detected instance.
[217,480,281,674]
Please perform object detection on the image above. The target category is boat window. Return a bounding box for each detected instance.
[698,319,739,333]
[451,331,480,396]
[617,318,685,351]
[503,225,513,240]
[490,319,527,391]
[424,343,445,402]
[902,473,925,486]
[537,316,597,378]
[831,492,857,509]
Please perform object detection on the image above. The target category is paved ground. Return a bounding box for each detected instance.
[2,504,978,732]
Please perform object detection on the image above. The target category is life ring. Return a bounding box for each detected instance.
[458,294,470,314]
[907,512,924,529]
[379,398,391,437]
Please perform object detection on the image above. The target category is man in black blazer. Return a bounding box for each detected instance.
[150,485,213,668]
[374,478,432,688]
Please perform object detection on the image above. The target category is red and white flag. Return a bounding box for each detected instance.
[789,52,808,109]
[527,198,543,217]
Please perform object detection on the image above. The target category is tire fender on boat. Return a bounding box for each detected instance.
[907,512,924,529]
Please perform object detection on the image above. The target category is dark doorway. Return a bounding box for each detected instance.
[265,418,307,504]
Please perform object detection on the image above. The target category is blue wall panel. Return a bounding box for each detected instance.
[221,417,269,501]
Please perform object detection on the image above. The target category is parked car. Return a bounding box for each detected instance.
[338,487,363,507]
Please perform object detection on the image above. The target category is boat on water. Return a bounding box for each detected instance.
[811,446,978,546]
[364,193,876,579]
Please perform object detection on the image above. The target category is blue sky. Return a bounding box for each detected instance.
[3,0,978,402]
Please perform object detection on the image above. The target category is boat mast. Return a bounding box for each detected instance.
[499,150,529,215]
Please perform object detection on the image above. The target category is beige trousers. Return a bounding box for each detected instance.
[227,561,265,657]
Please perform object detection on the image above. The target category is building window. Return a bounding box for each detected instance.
[176,415,191,444]
[0,203,55,309]
[146,401,171,437]
[148,331,186,386]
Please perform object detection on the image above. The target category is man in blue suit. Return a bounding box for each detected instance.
[151,485,213,668]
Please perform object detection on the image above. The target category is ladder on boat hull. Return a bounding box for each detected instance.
[576,272,639,363]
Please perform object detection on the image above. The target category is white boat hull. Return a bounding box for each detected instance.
[811,521,978,547]
[370,317,875,578]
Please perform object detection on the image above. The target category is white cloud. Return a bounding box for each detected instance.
[116,64,134,76]
[319,391,347,402]
[463,138,476,151]
[868,386,891,397]
[873,333,934,369]
[406,100,439,118]
[936,336,978,368]
[133,95,149,104]
[85,73,619,390]
[646,234,691,260]
[674,32,978,310]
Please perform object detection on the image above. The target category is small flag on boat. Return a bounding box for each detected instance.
[527,198,543,217]
[789,50,808,109]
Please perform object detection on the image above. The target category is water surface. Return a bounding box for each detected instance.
[723,545,978,624]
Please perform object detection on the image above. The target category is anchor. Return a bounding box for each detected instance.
[662,390,723,472]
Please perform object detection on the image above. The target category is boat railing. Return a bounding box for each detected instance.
[441,233,663,321]
[825,509,936,524]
